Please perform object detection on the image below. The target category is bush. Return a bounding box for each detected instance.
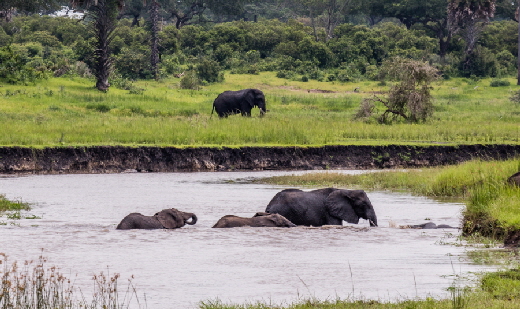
[359,58,438,123]
[490,79,510,87]
[179,70,201,89]
[196,58,224,83]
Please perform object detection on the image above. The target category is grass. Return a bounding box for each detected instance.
[1,73,520,146]
[0,253,143,309]
[0,194,30,212]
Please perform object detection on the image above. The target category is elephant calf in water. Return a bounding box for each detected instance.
[212,212,296,228]
[116,208,197,229]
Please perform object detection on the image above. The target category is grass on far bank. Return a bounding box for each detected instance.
[1,72,520,147]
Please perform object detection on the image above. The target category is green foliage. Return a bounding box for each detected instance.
[179,70,201,89]
[490,79,510,87]
[0,45,46,84]
[196,58,224,83]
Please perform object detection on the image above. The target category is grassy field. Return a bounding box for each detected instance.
[1,72,520,146]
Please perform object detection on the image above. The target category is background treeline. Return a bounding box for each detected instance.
[0,0,518,85]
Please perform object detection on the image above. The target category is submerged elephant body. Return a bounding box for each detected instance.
[212,88,266,117]
[407,222,458,229]
[212,212,296,228]
[265,188,378,227]
[116,208,197,230]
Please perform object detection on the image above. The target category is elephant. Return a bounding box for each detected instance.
[265,188,378,227]
[116,208,197,230]
[211,88,266,118]
[212,212,296,228]
[508,172,520,186]
[402,222,458,229]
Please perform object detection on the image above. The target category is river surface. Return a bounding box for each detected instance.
[0,170,490,308]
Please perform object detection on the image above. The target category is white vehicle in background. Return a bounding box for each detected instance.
[49,6,84,19]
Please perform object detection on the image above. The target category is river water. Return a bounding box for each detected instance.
[0,171,489,308]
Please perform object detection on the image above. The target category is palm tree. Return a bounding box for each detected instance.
[70,0,125,91]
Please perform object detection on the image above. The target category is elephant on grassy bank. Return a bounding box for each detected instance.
[212,212,296,228]
[211,88,266,117]
[265,188,378,227]
[116,208,197,229]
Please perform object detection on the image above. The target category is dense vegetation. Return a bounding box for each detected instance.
[0,5,518,87]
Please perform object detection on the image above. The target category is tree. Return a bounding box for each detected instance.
[149,0,160,79]
[448,0,496,76]
[356,58,438,123]
[71,0,124,91]
[364,0,452,59]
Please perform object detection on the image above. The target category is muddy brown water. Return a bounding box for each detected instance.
[0,171,493,308]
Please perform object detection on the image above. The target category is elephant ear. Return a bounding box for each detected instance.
[156,209,184,229]
[325,190,360,224]
[246,89,255,108]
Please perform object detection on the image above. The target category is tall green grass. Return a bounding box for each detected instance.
[1,73,520,146]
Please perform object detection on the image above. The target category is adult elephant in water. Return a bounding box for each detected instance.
[265,188,378,227]
[212,212,296,228]
[212,88,266,117]
[116,208,197,229]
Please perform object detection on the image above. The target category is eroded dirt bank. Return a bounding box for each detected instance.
[1,144,519,174]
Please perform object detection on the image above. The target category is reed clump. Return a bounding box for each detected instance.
[0,253,143,309]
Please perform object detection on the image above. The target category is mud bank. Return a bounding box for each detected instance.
[0,144,519,174]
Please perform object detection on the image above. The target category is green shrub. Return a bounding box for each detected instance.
[179,70,201,89]
[196,58,224,83]
[490,79,510,87]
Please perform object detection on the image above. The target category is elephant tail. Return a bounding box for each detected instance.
[211,104,215,118]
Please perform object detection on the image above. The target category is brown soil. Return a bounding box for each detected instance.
[1,144,519,174]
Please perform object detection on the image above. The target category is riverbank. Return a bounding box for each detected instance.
[1,144,519,174]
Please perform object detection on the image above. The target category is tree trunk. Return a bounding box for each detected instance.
[517,0,520,85]
[92,0,118,91]
[150,0,160,80]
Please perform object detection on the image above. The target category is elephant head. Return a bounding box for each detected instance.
[325,189,378,227]
[155,208,198,229]
[246,88,266,116]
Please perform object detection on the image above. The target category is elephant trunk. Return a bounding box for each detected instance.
[367,210,377,227]
[258,102,266,117]
[185,214,197,225]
